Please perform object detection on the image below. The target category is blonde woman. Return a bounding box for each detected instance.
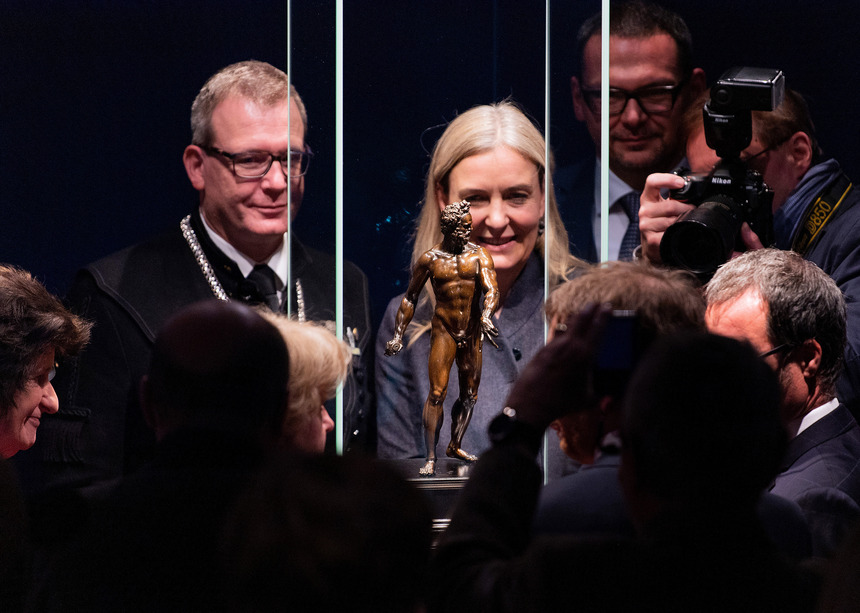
[377,101,585,464]
[261,314,350,453]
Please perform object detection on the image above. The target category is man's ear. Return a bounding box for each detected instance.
[688,67,707,99]
[571,76,588,122]
[797,338,823,379]
[785,131,814,179]
[183,145,206,190]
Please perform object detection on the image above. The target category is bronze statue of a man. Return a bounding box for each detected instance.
[385,200,500,475]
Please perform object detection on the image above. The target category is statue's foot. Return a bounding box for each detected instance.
[446,443,478,463]
[419,459,436,476]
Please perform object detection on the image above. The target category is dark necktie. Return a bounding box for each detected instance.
[618,191,641,261]
[246,264,280,311]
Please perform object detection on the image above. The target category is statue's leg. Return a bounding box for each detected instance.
[446,335,482,462]
[420,325,456,476]
[420,398,444,476]
[446,398,477,462]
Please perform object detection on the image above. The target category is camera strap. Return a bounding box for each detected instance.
[791,172,853,256]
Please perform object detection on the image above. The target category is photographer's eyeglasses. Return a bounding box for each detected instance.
[759,343,795,360]
[739,137,789,169]
[203,146,313,179]
[580,80,688,116]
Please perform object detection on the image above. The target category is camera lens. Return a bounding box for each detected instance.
[660,194,743,277]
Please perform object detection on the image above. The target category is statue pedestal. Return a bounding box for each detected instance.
[384,458,473,535]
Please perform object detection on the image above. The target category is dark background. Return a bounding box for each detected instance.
[3,1,859,329]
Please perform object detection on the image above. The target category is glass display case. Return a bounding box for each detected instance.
[4,0,860,524]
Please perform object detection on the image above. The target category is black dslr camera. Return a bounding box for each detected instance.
[659,67,785,280]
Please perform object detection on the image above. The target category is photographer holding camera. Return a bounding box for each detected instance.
[638,78,860,415]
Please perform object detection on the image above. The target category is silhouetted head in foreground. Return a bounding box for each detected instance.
[620,332,786,524]
[222,451,433,613]
[141,300,289,443]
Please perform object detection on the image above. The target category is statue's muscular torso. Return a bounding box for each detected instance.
[425,244,486,342]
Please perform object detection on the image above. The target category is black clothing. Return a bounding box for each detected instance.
[429,444,821,613]
[15,209,374,494]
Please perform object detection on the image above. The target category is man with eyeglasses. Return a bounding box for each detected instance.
[705,248,860,557]
[555,0,706,262]
[16,61,374,495]
[639,87,860,416]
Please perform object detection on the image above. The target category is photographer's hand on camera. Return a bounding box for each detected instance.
[737,222,765,253]
[503,304,609,439]
[638,173,694,264]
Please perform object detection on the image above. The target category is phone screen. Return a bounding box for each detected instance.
[594,310,643,396]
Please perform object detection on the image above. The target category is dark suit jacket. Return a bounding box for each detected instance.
[14,209,374,494]
[770,404,860,557]
[534,448,812,559]
[429,444,820,613]
[554,159,598,262]
[533,450,634,538]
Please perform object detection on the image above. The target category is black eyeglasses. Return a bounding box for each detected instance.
[740,137,788,168]
[203,146,313,178]
[759,343,795,359]
[580,80,687,117]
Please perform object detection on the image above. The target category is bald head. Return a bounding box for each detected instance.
[144,300,288,438]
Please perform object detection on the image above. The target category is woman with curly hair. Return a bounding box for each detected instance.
[0,265,91,459]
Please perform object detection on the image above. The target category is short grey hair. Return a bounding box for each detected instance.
[190,60,307,147]
[705,249,846,395]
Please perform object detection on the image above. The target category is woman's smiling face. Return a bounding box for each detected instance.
[1,349,58,459]
[437,146,544,289]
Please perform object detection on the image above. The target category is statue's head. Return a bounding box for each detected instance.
[440,200,472,248]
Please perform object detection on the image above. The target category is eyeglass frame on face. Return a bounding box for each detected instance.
[202,145,314,179]
[27,362,57,389]
[580,78,689,117]
[739,136,790,169]
[759,343,796,360]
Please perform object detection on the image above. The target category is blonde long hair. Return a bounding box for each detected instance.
[406,101,582,341]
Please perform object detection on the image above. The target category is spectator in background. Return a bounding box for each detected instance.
[639,87,860,413]
[260,313,351,453]
[706,249,860,557]
[20,60,373,500]
[0,265,90,460]
[556,0,706,261]
[0,264,89,611]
